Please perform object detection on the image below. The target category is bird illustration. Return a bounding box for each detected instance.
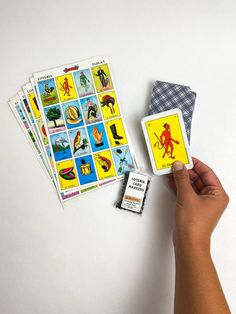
[100,94,115,114]
[73,131,81,153]
[73,131,89,154]
[44,84,55,96]
[55,137,68,152]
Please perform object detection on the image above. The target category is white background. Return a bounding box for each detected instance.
[0,0,236,313]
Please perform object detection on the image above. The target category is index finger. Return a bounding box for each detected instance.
[192,157,222,187]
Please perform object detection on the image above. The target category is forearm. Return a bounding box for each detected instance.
[174,240,230,314]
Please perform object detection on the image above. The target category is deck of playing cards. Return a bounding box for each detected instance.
[142,109,193,175]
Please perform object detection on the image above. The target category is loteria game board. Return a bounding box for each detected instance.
[9,56,137,202]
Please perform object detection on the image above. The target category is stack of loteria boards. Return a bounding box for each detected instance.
[9,56,137,202]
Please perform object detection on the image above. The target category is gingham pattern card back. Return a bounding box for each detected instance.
[148,80,196,142]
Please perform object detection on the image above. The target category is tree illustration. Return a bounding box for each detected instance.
[46,107,61,127]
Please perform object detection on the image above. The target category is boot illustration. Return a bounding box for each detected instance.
[110,124,123,140]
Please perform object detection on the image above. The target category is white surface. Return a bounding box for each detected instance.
[0,0,236,313]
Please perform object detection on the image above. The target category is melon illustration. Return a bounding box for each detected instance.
[59,167,76,180]
[65,106,82,124]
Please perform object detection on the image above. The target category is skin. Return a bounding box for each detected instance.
[169,157,231,314]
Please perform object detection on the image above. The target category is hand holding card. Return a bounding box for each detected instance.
[142,109,193,175]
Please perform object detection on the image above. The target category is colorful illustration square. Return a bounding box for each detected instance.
[112,145,135,175]
[80,96,102,125]
[56,159,79,190]
[38,78,59,107]
[91,64,113,93]
[105,118,127,147]
[28,130,40,154]
[45,144,54,170]
[73,69,95,98]
[28,91,41,119]
[68,127,90,157]
[20,102,31,126]
[16,105,29,129]
[75,155,97,185]
[98,91,120,120]
[50,131,72,162]
[55,74,77,103]
[36,118,48,145]
[44,105,66,134]
[62,100,84,129]
[94,150,116,180]
[87,122,109,152]
[22,97,34,124]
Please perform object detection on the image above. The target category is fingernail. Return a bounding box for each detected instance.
[173,161,184,171]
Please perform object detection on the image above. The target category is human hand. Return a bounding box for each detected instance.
[169,158,229,251]
[92,126,103,144]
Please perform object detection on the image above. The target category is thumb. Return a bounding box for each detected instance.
[172,161,194,197]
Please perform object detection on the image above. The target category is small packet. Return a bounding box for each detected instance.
[116,170,151,214]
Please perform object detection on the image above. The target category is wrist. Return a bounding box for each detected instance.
[173,231,211,255]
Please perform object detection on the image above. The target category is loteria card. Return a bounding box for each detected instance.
[33,56,136,198]
[142,109,193,175]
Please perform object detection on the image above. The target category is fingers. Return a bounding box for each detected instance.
[172,161,195,197]
[167,175,177,194]
[188,169,205,192]
[169,158,223,198]
[169,170,203,194]
[192,157,222,187]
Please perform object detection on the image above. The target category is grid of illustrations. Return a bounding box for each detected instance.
[33,57,136,198]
